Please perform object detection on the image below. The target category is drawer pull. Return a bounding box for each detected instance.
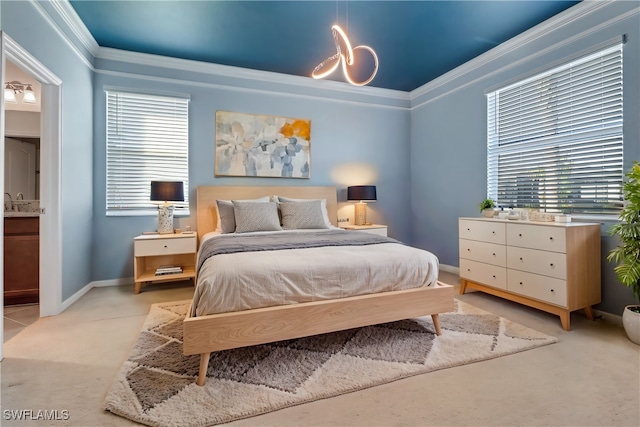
[550,289,555,293]
[519,281,523,285]
[467,268,471,272]
[550,263,554,267]
[518,233,522,237]
[492,231,496,234]
[467,228,470,231]
[467,248,471,251]
[519,257,523,261]
[492,275,496,278]
[549,237,554,241]
[164,245,168,248]
[492,253,496,256]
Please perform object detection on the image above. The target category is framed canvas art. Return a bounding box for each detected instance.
[215,111,311,178]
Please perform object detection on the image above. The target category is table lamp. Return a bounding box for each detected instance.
[347,185,377,226]
[150,181,184,234]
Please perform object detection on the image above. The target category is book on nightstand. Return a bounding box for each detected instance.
[155,266,183,276]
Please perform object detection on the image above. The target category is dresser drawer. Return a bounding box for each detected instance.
[507,246,567,280]
[459,239,506,267]
[135,236,196,257]
[459,219,506,244]
[460,259,507,290]
[507,223,566,253]
[507,269,567,306]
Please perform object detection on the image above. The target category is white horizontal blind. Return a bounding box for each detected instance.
[106,91,189,215]
[487,44,623,214]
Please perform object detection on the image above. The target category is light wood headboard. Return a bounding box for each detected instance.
[196,186,338,241]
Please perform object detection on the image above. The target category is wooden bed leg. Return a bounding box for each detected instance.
[431,314,442,335]
[196,353,211,386]
[584,306,595,321]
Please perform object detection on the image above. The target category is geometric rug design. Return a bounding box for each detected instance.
[104,299,557,427]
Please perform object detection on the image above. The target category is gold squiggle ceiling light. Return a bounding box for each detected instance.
[311,24,378,86]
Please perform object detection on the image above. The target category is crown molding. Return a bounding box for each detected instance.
[410,0,613,101]
[96,47,410,105]
[26,0,94,69]
[47,0,99,56]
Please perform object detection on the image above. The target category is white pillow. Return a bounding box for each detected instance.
[232,201,283,233]
[280,200,329,230]
[274,196,333,228]
[216,196,270,233]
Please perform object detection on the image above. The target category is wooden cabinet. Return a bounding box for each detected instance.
[4,216,39,305]
[459,217,601,330]
[340,224,388,237]
[134,233,197,294]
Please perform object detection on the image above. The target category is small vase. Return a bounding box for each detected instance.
[482,209,495,218]
[622,305,640,345]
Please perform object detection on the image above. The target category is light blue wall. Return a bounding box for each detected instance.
[91,61,411,280]
[410,1,640,315]
[1,0,94,301]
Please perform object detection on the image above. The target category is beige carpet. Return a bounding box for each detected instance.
[104,299,557,427]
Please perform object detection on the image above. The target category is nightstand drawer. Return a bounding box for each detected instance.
[135,236,196,257]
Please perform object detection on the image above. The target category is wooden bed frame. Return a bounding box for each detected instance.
[184,185,454,386]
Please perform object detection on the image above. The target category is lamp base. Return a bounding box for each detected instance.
[157,204,174,234]
[354,202,367,226]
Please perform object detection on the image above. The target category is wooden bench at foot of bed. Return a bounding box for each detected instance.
[184,281,454,386]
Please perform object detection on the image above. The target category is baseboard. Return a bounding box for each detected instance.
[91,277,134,288]
[60,282,93,312]
[59,277,134,313]
[593,309,623,327]
[439,264,460,275]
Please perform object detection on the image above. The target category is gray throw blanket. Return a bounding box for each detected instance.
[197,229,401,274]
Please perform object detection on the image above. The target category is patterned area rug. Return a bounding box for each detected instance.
[104,299,557,427]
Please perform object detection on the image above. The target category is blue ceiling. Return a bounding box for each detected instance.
[69,1,580,91]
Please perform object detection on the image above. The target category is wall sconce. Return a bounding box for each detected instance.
[4,81,37,104]
[150,181,184,234]
[347,185,377,225]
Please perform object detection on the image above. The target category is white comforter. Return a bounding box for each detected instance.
[191,229,439,317]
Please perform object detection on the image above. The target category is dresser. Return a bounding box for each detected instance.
[458,217,601,330]
[133,233,197,294]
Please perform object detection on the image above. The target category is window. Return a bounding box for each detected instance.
[106,90,189,215]
[487,43,623,215]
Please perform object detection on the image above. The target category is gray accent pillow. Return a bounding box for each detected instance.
[280,200,329,230]
[232,201,283,233]
[275,196,332,227]
[216,196,270,233]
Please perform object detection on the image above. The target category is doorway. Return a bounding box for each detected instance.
[1,32,63,359]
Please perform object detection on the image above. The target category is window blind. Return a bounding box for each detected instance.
[106,90,189,215]
[487,44,623,215]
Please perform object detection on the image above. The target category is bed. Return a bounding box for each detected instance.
[183,185,454,386]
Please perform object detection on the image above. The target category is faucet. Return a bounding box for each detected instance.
[4,193,13,211]
[16,192,24,200]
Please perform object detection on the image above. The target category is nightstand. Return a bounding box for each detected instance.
[340,224,388,237]
[133,233,197,294]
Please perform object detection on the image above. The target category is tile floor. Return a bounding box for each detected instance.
[3,304,39,342]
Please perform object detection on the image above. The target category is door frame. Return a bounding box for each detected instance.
[1,32,63,359]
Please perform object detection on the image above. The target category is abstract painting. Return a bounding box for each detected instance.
[215,111,311,178]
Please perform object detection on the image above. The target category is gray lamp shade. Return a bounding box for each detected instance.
[347,185,377,202]
[150,181,184,202]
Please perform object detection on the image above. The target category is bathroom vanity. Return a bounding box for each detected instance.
[4,214,39,305]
